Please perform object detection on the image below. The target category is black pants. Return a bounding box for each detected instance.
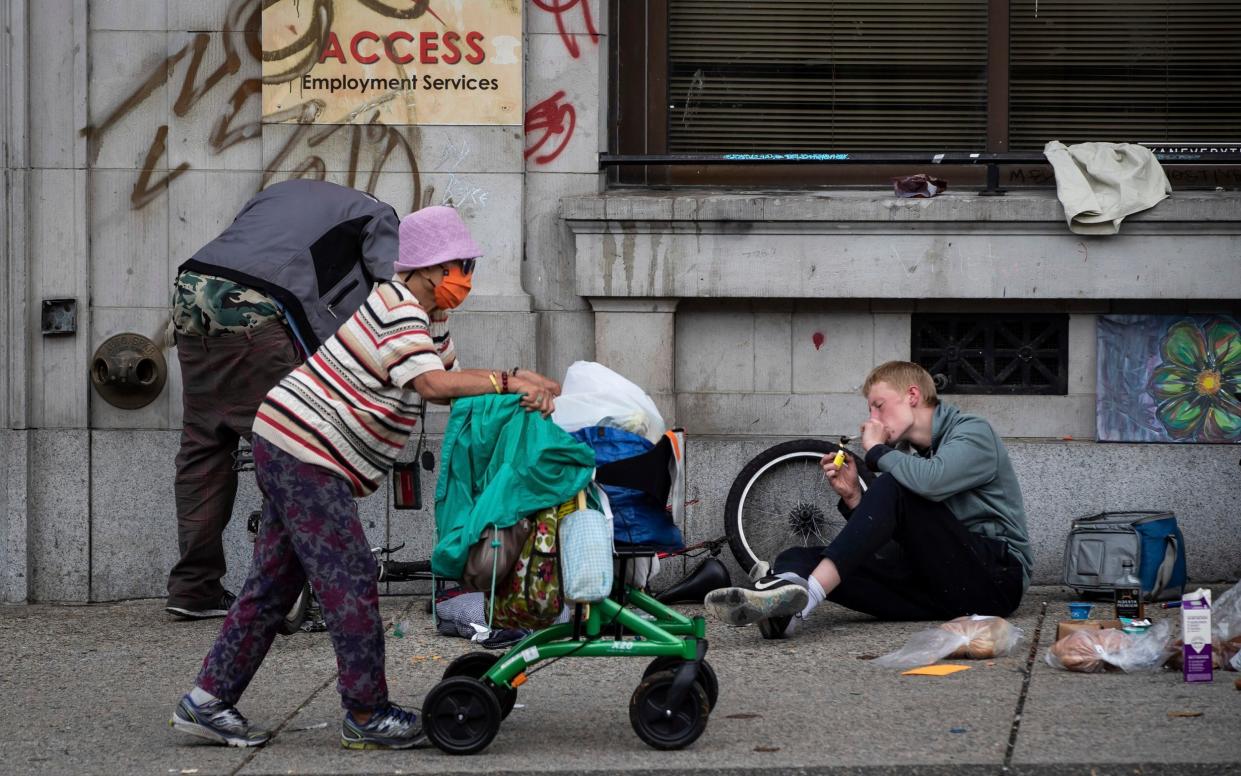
[773,474,1024,621]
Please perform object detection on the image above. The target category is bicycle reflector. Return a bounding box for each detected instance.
[393,460,421,510]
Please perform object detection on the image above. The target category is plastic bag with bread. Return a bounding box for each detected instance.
[941,615,1021,659]
[873,615,1023,669]
[1045,620,1176,673]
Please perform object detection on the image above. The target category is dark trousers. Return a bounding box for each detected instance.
[196,437,388,711]
[773,474,1024,621]
[167,322,301,607]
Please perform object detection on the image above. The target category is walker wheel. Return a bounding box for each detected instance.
[643,657,719,711]
[629,670,710,750]
[422,676,503,755]
[443,652,518,718]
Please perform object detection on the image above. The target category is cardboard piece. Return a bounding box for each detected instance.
[1055,619,1123,641]
[901,664,972,677]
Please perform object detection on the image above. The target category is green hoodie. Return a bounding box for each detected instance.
[870,403,1032,588]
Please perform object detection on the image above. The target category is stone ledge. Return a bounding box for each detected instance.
[562,188,1241,224]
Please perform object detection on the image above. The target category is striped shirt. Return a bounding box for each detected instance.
[252,281,456,495]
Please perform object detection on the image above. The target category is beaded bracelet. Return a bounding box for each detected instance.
[500,371,509,394]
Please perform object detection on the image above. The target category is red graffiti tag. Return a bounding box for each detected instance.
[524,90,576,164]
[531,0,599,59]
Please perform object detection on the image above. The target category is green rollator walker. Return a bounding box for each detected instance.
[422,555,716,754]
[421,426,716,755]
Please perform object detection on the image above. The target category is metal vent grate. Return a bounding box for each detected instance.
[911,314,1069,395]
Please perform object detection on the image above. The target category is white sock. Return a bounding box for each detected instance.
[189,686,218,705]
[804,575,826,618]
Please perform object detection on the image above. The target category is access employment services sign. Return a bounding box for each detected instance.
[262,0,522,126]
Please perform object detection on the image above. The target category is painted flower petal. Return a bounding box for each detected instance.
[1148,365,1196,400]
[1199,394,1241,442]
[1160,320,1207,371]
[1202,317,1241,370]
[1155,395,1207,438]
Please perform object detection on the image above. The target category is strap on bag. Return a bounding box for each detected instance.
[1149,534,1178,599]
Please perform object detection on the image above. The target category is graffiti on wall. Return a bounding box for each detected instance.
[524,0,599,165]
[531,0,599,60]
[524,90,575,164]
[1097,314,1241,443]
[81,0,439,213]
[82,0,598,206]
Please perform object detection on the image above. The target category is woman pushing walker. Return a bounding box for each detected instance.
[170,206,560,750]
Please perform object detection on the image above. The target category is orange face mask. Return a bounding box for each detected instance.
[432,263,473,310]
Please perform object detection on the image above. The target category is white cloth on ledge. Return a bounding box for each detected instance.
[1043,141,1172,235]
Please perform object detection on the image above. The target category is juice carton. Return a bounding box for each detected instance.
[1180,588,1213,683]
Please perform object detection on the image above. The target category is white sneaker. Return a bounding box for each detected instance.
[704,575,809,627]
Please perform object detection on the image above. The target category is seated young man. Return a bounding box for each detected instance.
[705,361,1032,638]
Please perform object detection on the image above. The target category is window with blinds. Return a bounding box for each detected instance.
[1009,1,1241,148]
[667,0,990,152]
[614,0,1241,183]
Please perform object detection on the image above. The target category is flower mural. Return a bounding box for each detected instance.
[1147,317,1241,442]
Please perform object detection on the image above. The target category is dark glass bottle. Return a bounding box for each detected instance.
[1114,560,1144,619]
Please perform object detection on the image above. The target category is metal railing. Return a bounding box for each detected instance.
[599,147,1241,195]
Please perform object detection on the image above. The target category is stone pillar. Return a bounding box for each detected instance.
[1,0,31,602]
[587,297,679,424]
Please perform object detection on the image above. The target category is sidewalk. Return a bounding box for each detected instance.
[2,586,1237,776]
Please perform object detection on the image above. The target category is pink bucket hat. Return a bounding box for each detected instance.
[394,206,483,271]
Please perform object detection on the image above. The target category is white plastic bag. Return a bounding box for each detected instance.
[1045,620,1176,673]
[1211,579,1241,642]
[552,361,666,444]
[873,615,1023,669]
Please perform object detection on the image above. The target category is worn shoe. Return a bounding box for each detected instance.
[341,703,428,750]
[703,575,809,627]
[166,590,237,620]
[170,693,270,747]
[758,614,795,639]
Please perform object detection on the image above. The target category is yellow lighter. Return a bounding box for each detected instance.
[832,435,851,468]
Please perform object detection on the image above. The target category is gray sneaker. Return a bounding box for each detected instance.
[170,693,270,747]
[341,703,427,750]
[704,575,809,627]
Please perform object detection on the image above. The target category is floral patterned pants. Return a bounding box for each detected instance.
[195,435,388,712]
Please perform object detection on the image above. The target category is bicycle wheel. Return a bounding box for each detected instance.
[724,439,875,574]
[277,581,312,635]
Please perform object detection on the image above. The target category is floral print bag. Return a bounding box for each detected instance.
[489,501,569,629]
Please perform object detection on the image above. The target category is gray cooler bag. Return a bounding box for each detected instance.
[1062,511,1187,601]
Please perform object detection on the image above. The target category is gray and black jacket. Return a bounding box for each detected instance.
[864,403,1034,589]
[181,179,398,353]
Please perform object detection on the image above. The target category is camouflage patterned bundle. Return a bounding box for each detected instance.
[171,270,283,337]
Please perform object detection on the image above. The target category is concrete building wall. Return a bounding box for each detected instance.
[2,0,1238,602]
[1,0,610,601]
